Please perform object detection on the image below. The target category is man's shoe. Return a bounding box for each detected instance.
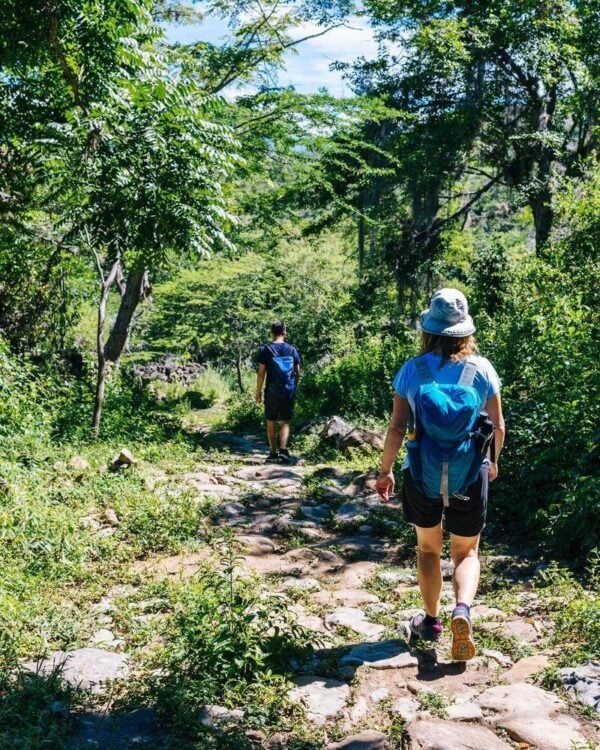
[409,612,443,642]
[451,604,476,661]
[265,452,279,464]
[278,448,292,464]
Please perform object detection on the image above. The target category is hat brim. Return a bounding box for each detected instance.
[421,311,476,337]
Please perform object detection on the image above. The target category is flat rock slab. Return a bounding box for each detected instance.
[289,676,350,725]
[132,551,209,577]
[24,649,129,694]
[341,639,418,669]
[445,702,483,721]
[279,577,321,593]
[233,465,304,483]
[337,561,378,588]
[408,718,513,749]
[391,696,419,723]
[312,588,380,607]
[325,730,387,750]
[234,534,276,555]
[475,682,587,750]
[325,608,385,639]
[504,654,550,683]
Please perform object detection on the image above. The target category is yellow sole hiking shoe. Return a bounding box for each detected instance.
[451,608,476,661]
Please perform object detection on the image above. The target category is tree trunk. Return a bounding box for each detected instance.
[104,265,146,362]
[531,189,554,252]
[236,352,245,393]
[92,261,120,435]
[357,213,365,277]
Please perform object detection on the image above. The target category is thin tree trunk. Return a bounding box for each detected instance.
[104,265,146,362]
[92,261,120,435]
[236,352,245,393]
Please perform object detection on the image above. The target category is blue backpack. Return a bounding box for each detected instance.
[407,356,483,506]
[266,345,297,398]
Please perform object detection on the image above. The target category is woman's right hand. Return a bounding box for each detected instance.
[376,470,395,502]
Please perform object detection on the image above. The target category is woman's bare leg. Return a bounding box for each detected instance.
[415,523,444,617]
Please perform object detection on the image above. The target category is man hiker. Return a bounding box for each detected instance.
[256,321,301,464]
[376,288,505,660]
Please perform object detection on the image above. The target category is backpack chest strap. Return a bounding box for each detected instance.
[414,356,433,384]
[458,359,478,387]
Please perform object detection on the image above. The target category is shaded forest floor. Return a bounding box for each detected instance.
[2,406,599,749]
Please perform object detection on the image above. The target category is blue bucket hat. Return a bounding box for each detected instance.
[421,288,475,338]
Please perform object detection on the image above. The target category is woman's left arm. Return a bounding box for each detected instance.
[376,394,411,501]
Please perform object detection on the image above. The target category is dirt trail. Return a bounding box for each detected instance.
[38,431,600,749]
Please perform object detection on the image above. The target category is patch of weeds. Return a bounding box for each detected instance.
[140,532,317,724]
[534,562,600,662]
[416,689,449,718]
[477,628,531,661]
[0,669,87,750]
[388,716,408,746]
[116,488,210,556]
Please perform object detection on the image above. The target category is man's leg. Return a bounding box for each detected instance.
[415,523,444,617]
[450,533,480,606]
[266,420,277,453]
[279,421,290,450]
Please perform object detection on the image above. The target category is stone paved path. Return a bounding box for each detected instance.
[33,431,600,749]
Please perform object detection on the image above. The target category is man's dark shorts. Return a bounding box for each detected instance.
[264,388,295,422]
[401,466,489,537]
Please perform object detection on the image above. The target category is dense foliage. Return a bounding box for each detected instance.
[0,0,599,745]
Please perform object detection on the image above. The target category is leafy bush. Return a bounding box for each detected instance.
[299,331,416,419]
[477,179,600,561]
[150,535,315,716]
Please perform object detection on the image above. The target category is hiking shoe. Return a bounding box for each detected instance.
[265,452,279,464]
[409,612,443,642]
[451,605,476,661]
[278,448,292,464]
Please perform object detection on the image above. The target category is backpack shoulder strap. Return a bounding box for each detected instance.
[414,355,433,385]
[458,358,478,387]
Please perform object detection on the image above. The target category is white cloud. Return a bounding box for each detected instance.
[163,14,379,97]
[280,20,378,95]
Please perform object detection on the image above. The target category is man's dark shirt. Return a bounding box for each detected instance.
[258,342,301,390]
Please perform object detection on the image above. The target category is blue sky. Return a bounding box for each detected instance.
[163,15,379,97]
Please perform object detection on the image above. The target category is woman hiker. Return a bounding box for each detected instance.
[376,288,505,660]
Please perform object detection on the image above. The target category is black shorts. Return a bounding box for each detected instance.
[401,466,489,537]
[264,389,295,422]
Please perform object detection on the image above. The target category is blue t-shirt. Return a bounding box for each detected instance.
[258,342,301,389]
[393,352,501,414]
[392,353,501,469]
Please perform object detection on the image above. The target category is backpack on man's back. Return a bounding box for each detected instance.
[266,345,297,398]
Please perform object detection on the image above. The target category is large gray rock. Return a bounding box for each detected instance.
[339,428,385,452]
[23,648,129,694]
[300,504,329,522]
[321,416,354,447]
[288,676,350,725]
[391,696,419,723]
[198,705,245,728]
[325,607,386,639]
[408,718,513,749]
[558,662,600,712]
[475,682,587,750]
[109,447,137,471]
[341,640,418,669]
[325,730,387,750]
[334,502,368,525]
